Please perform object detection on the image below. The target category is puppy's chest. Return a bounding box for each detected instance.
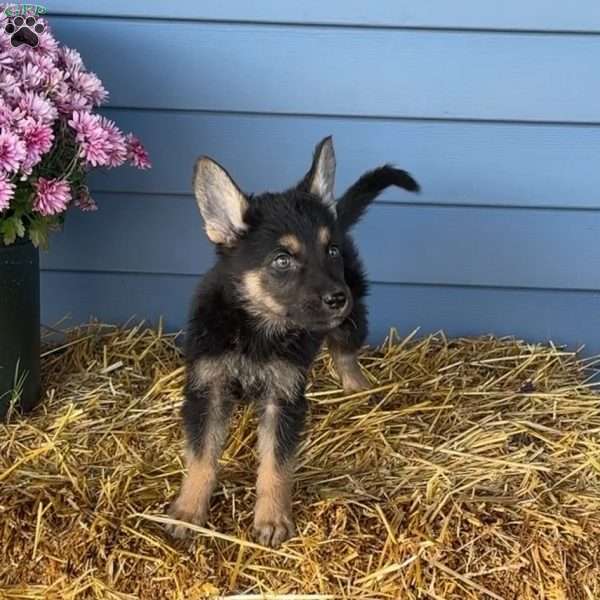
[192,352,304,400]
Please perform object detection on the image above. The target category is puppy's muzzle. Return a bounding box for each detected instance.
[321,289,348,314]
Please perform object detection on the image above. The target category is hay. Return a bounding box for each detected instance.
[1,322,599,599]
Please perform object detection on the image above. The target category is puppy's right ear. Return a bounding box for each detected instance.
[193,157,249,246]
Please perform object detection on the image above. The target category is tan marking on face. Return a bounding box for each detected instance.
[318,226,331,247]
[279,234,302,255]
[330,349,370,394]
[242,270,286,317]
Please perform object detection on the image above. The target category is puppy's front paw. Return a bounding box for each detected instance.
[341,368,370,394]
[166,500,207,539]
[332,351,371,394]
[253,502,296,547]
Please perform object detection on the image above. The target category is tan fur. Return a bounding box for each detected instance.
[167,383,230,538]
[318,226,331,247]
[242,270,286,317]
[240,270,293,336]
[167,449,218,538]
[254,403,295,547]
[279,234,303,255]
[331,349,369,394]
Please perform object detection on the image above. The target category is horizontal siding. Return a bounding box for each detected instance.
[41,271,600,354]
[93,109,600,208]
[47,1,600,32]
[49,18,600,122]
[42,195,600,291]
[38,7,600,351]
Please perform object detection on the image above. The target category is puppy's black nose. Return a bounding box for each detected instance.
[322,290,347,311]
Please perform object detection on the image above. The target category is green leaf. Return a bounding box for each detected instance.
[28,218,49,250]
[0,216,25,246]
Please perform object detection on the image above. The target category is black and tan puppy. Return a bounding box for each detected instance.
[167,137,419,546]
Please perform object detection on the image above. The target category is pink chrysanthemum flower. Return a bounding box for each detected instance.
[0,174,14,212]
[0,17,149,245]
[44,67,67,97]
[71,70,108,106]
[55,89,90,113]
[18,91,57,125]
[33,177,71,216]
[68,110,111,166]
[68,110,102,139]
[79,133,110,167]
[20,62,44,89]
[0,130,26,174]
[56,84,92,115]
[69,112,130,168]
[0,102,25,129]
[0,71,19,98]
[19,118,54,173]
[59,47,83,73]
[34,30,59,57]
[125,134,151,169]
[0,50,13,68]
[100,116,127,167]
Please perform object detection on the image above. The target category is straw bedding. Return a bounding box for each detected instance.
[1,322,599,599]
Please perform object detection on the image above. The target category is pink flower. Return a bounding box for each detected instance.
[0,19,150,239]
[20,63,44,88]
[0,50,13,68]
[28,54,59,90]
[0,71,20,99]
[0,102,25,129]
[68,110,110,166]
[59,47,83,73]
[19,118,54,173]
[68,110,100,138]
[55,89,89,113]
[69,112,129,168]
[34,29,59,58]
[0,175,14,212]
[125,134,151,169]
[0,130,26,174]
[71,70,108,106]
[18,91,57,125]
[100,116,127,167]
[33,177,71,215]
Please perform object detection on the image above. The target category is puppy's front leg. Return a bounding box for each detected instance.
[254,393,307,547]
[327,298,369,394]
[167,380,233,538]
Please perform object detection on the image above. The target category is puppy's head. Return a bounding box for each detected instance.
[193,137,352,332]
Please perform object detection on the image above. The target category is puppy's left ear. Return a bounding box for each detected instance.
[297,136,336,213]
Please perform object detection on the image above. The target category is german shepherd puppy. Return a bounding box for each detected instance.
[167,137,419,546]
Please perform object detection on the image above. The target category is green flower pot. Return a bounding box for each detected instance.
[0,238,41,419]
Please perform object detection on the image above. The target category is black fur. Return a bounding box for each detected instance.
[337,165,420,231]
[171,137,419,546]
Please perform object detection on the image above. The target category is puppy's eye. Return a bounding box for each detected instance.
[273,253,292,270]
[328,245,340,258]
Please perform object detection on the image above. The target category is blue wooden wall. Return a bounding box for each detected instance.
[42,2,600,353]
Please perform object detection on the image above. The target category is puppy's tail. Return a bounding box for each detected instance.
[336,165,420,231]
